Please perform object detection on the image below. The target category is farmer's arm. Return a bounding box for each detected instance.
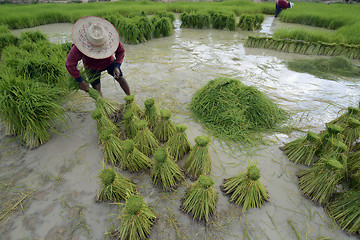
[65,45,89,92]
[113,42,130,95]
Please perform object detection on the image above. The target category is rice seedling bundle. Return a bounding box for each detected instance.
[153,109,176,143]
[328,189,360,234]
[181,175,218,222]
[282,131,321,166]
[133,120,159,157]
[297,157,344,205]
[99,128,124,166]
[317,124,345,156]
[123,110,139,139]
[150,147,184,191]
[330,106,360,126]
[96,167,137,202]
[115,194,156,240]
[184,135,211,179]
[88,88,121,118]
[91,108,119,135]
[124,95,143,118]
[151,16,173,38]
[165,124,192,161]
[121,139,152,172]
[348,151,360,189]
[221,163,269,211]
[190,77,288,143]
[144,98,160,131]
[19,30,48,43]
[115,16,149,44]
[0,32,18,55]
[180,12,210,29]
[238,14,264,31]
[340,117,360,150]
[0,75,66,148]
[209,11,236,31]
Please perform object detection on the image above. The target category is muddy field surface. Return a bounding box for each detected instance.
[2,17,360,239]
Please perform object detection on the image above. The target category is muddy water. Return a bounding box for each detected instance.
[2,18,359,240]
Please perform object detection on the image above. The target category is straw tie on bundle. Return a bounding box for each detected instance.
[133,119,159,157]
[123,110,139,139]
[151,147,184,191]
[297,157,345,205]
[318,124,345,156]
[91,108,119,136]
[121,139,153,172]
[184,135,211,179]
[112,194,156,240]
[328,189,360,234]
[96,166,136,202]
[153,109,176,143]
[144,98,160,131]
[99,128,124,166]
[165,124,192,161]
[88,88,121,118]
[181,175,218,222]
[124,95,144,118]
[282,131,321,166]
[221,163,269,211]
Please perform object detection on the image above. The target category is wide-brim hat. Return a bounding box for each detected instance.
[71,16,120,59]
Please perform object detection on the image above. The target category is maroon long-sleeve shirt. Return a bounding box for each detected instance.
[65,42,125,82]
[277,0,290,9]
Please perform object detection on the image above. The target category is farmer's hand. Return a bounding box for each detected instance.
[113,67,120,80]
[79,81,89,92]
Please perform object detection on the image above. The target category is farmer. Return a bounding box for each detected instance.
[275,0,294,18]
[65,16,130,96]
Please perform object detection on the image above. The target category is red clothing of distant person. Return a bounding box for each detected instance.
[276,0,291,9]
[65,42,125,81]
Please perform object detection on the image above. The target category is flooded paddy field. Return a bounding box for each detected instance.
[2,17,360,239]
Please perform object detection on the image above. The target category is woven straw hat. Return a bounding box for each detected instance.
[71,16,120,59]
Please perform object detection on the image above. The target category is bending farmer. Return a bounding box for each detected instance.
[275,0,294,18]
[66,16,130,96]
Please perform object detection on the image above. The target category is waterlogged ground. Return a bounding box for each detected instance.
[2,17,360,240]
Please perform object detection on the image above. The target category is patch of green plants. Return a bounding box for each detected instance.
[180,12,211,29]
[151,15,173,38]
[190,77,288,144]
[238,14,264,31]
[209,10,236,31]
[287,56,360,80]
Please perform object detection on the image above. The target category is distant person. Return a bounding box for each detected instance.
[66,16,130,96]
[275,0,294,18]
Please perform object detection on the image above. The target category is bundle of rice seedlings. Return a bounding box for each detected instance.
[114,194,156,240]
[123,110,139,139]
[121,139,152,172]
[99,128,124,166]
[318,124,345,156]
[153,109,176,143]
[348,151,360,189]
[133,119,159,157]
[330,106,360,126]
[144,98,160,131]
[91,108,119,135]
[181,175,218,222]
[184,136,211,179]
[150,147,184,191]
[282,131,321,166]
[165,124,192,161]
[328,189,360,234]
[88,88,121,118]
[297,157,345,205]
[341,117,360,150]
[96,166,137,202]
[124,95,143,118]
[221,163,269,211]
[152,16,173,38]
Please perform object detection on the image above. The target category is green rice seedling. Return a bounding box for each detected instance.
[144,98,160,131]
[341,117,360,150]
[123,110,139,139]
[153,109,176,143]
[330,106,360,126]
[91,108,119,135]
[317,124,345,156]
[19,30,48,43]
[151,16,173,38]
[180,12,210,29]
[96,166,137,202]
[88,88,121,118]
[328,189,360,234]
[348,151,360,190]
[282,131,321,166]
[124,95,143,118]
[99,128,124,166]
[151,147,184,191]
[297,157,345,205]
[114,194,156,240]
[181,175,218,222]
[184,135,211,179]
[221,163,269,211]
[0,32,18,56]
[120,139,152,172]
[133,120,159,157]
[165,124,192,161]
[191,77,288,144]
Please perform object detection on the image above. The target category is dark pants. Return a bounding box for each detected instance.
[275,4,282,18]
[86,61,123,87]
